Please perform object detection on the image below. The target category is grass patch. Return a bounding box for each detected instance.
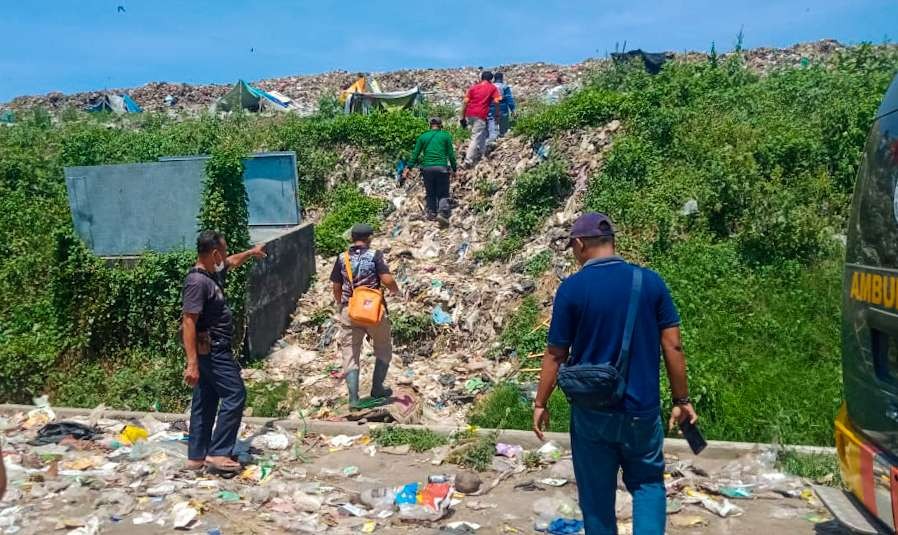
[245,381,294,418]
[447,426,501,472]
[525,250,553,278]
[391,312,434,345]
[777,449,843,487]
[469,383,571,433]
[499,296,547,365]
[369,425,448,452]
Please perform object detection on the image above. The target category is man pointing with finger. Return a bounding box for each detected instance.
[181,230,266,474]
[532,212,697,535]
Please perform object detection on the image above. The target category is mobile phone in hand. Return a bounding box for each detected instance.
[680,419,707,455]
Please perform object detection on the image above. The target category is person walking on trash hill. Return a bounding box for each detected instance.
[488,72,516,141]
[408,117,457,226]
[461,70,502,167]
[182,230,267,474]
[331,224,401,408]
[532,212,698,535]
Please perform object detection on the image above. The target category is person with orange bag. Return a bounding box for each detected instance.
[330,224,401,407]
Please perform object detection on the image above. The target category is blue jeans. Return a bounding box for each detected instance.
[188,344,246,460]
[570,406,666,535]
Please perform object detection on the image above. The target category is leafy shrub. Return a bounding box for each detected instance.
[515,89,622,140]
[468,383,570,433]
[314,185,389,257]
[391,312,434,345]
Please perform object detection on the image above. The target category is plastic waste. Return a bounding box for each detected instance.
[701,496,743,517]
[291,492,322,512]
[342,465,359,477]
[432,305,453,325]
[360,487,396,511]
[120,425,149,445]
[218,490,240,502]
[547,518,583,535]
[31,422,98,445]
[532,494,582,521]
[395,483,419,505]
[171,501,199,529]
[362,520,377,533]
[132,512,156,525]
[720,486,753,499]
[252,432,290,450]
[680,199,699,216]
[537,441,562,463]
[540,478,568,487]
[338,503,368,517]
[66,516,99,535]
[495,443,524,459]
[328,434,359,448]
[147,483,176,497]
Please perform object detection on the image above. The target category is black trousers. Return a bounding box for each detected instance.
[422,167,451,216]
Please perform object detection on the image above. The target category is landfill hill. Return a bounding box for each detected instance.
[3,40,845,114]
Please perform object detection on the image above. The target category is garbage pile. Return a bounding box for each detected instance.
[2,40,858,115]
[250,121,621,426]
[0,399,836,534]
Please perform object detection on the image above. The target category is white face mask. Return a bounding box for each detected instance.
[214,251,226,273]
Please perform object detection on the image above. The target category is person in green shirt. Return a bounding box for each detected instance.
[408,117,458,226]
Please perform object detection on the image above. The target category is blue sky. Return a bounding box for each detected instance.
[2,0,896,101]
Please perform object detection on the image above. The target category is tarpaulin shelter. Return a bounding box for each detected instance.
[344,86,422,114]
[213,80,298,113]
[611,50,672,75]
[0,110,14,124]
[84,94,143,113]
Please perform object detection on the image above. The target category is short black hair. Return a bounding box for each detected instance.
[481,71,494,82]
[494,72,504,83]
[197,230,223,254]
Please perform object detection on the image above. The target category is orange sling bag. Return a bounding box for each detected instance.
[344,251,385,327]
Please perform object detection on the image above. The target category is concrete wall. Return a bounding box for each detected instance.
[245,223,316,358]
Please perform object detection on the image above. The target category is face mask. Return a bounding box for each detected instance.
[214,251,226,273]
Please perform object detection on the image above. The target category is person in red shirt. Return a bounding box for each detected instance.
[461,71,502,167]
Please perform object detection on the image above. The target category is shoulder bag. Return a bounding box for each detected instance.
[344,250,385,327]
[556,266,643,410]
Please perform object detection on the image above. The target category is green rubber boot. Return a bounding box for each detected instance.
[345,370,360,408]
[371,360,393,399]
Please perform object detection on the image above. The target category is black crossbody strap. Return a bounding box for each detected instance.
[615,266,643,377]
[188,267,224,292]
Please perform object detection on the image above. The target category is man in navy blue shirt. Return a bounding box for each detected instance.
[532,212,697,535]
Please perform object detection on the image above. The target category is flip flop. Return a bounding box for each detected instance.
[205,460,241,475]
[182,461,206,473]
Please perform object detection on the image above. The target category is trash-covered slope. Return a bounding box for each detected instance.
[3,40,846,114]
[247,121,621,426]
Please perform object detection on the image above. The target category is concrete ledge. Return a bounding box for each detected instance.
[0,404,834,460]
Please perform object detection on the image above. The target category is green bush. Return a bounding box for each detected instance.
[477,159,571,262]
[314,185,389,257]
[391,312,434,345]
[515,89,622,140]
[370,425,448,452]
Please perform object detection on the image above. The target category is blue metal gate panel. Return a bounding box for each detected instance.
[65,152,300,257]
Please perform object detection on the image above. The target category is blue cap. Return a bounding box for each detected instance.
[569,212,615,240]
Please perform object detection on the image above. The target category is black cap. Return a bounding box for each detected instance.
[350,223,374,240]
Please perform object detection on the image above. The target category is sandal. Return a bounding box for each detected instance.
[183,460,206,472]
